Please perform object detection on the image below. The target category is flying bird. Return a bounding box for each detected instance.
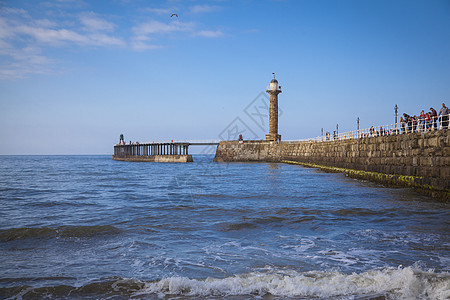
[171,13,178,18]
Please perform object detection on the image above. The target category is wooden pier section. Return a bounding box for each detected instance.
[113,142,193,162]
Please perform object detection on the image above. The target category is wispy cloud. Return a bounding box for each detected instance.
[18,25,90,45]
[0,4,125,78]
[0,2,226,78]
[131,19,195,50]
[132,20,194,35]
[145,7,174,15]
[195,30,224,38]
[41,0,87,9]
[190,5,221,14]
[79,12,116,32]
[0,41,56,79]
[130,39,163,51]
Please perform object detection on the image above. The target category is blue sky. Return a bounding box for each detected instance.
[1,0,449,154]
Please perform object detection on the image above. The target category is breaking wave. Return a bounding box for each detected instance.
[141,266,449,299]
[1,266,448,299]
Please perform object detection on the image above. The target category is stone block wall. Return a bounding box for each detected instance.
[214,130,449,193]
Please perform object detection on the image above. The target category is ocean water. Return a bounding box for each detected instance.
[0,155,448,299]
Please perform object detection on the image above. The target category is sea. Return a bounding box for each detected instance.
[0,155,448,299]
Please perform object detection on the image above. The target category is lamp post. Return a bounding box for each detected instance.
[357,117,360,138]
[394,104,398,134]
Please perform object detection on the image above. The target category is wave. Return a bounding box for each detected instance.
[0,278,144,300]
[219,222,260,231]
[1,266,448,299]
[0,225,121,241]
[139,266,450,299]
[218,215,317,232]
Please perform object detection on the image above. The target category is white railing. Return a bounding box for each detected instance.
[119,139,222,145]
[175,139,222,144]
[285,113,449,143]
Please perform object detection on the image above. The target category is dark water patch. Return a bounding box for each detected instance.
[0,196,24,201]
[98,177,128,181]
[219,222,260,232]
[0,278,146,300]
[0,227,54,241]
[57,225,122,238]
[218,213,318,232]
[171,204,196,210]
[332,208,380,217]
[0,225,121,241]
[330,208,401,219]
[28,200,85,208]
[96,184,118,188]
[202,207,253,215]
[196,193,229,198]
[69,195,94,201]
[126,224,158,234]
[290,216,317,224]
[0,276,77,285]
[252,215,286,225]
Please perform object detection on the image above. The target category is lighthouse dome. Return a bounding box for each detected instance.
[269,77,279,91]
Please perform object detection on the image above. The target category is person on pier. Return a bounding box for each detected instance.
[439,103,449,129]
[430,107,438,130]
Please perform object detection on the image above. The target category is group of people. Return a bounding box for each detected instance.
[400,103,449,134]
[364,103,449,138]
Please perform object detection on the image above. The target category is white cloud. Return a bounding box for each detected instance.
[41,0,87,9]
[195,30,224,38]
[89,33,124,46]
[0,5,126,79]
[1,6,124,47]
[1,7,28,17]
[132,20,194,36]
[0,2,225,78]
[131,39,163,51]
[11,24,125,47]
[190,5,221,14]
[131,20,195,50]
[0,42,56,79]
[145,8,174,15]
[79,12,115,32]
[34,18,59,28]
[0,17,14,39]
[18,25,90,45]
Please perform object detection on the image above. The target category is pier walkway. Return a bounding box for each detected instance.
[112,140,220,162]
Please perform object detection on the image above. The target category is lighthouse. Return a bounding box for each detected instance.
[265,73,282,142]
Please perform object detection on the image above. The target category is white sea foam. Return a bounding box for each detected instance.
[138,265,450,299]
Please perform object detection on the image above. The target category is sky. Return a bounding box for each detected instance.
[1,0,449,155]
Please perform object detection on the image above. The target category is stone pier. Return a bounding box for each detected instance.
[214,130,449,199]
